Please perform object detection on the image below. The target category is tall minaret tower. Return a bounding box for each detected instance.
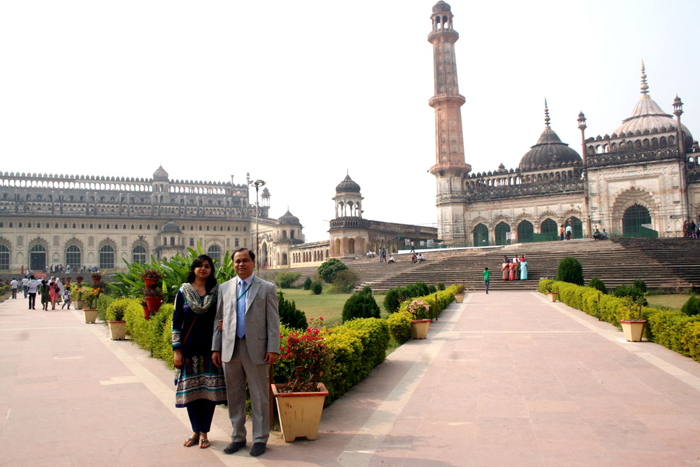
[428,1,470,241]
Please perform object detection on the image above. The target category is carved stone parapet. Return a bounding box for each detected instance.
[587,147,680,168]
[463,181,584,202]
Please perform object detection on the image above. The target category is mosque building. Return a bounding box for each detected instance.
[429,1,699,245]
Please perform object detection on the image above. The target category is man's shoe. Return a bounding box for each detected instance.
[249,443,266,457]
[223,441,246,454]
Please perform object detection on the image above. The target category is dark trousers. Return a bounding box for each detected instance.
[23,286,28,298]
[28,293,36,309]
[186,399,216,433]
[12,289,17,299]
[485,281,490,293]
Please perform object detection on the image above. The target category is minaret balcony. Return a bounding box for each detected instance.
[427,30,459,44]
[429,94,465,107]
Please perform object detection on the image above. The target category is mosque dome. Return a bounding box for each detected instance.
[162,222,181,233]
[277,210,301,225]
[612,64,693,145]
[153,165,169,181]
[433,1,452,13]
[335,174,361,193]
[519,101,581,172]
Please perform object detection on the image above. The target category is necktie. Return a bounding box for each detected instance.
[236,280,246,338]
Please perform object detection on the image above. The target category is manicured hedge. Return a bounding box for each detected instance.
[539,280,700,363]
[388,285,461,343]
[387,311,412,343]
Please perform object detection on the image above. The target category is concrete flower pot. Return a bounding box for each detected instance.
[108,320,127,340]
[410,319,431,339]
[83,309,98,324]
[620,320,647,342]
[272,383,328,443]
[74,299,85,310]
[547,292,558,302]
[454,293,465,303]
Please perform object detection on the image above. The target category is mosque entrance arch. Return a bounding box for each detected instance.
[30,244,46,271]
[517,221,534,243]
[623,204,655,237]
[541,218,558,241]
[473,224,489,246]
[495,222,510,246]
[565,217,583,239]
[348,238,356,255]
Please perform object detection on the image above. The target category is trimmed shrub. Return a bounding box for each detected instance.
[632,279,648,294]
[437,282,446,291]
[342,289,381,323]
[613,284,648,306]
[331,269,361,293]
[387,310,412,343]
[383,288,402,313]
[318,258,349,283]
[311,282,323,295]
[278,291,308,330]
[556,257,584,286]
[414,282,430,296]
[343,318,390,370]
[397,284,461,320]
[588,277,607,295]
[275,272,302,289]
[681,295,700,317]
[428,285,437,294]
[302,277,312,290]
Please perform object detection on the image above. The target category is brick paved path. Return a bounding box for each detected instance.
[2,291,700,466]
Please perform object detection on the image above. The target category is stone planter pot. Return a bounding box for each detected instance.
[547,292,558,302]
[145,297,162,313]
[75,299,85,310]
[143,277,158,289]
[272,383,328,443]
[108,320,127,340]
[455,293,465,303]
[83,309,98,324]
[410,319,431,339]
[620,320,647,342]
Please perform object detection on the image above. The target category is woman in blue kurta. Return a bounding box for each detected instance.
[520,255,528,280]
[172,254,226,449]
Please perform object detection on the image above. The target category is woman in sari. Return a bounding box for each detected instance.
[520,255,528,280]
[513,258,520,280]
[508,259,517,281]
[173,255,226,449]
[502,256,509,281]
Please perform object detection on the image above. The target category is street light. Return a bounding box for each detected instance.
[577,111,592,238]
[247,174,266,272]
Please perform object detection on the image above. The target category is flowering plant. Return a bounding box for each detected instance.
[278,317,330,393]
[406,299,432,320]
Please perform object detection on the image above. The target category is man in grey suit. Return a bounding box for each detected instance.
[212,248,280,457]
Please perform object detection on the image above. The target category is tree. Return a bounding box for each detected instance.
[556,257,584,286]
[317,258,349,283]
[342,288,380,323]
[278,291,308,330]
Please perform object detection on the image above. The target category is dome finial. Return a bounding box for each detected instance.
[544,98,551,127]
[640,60,649,95]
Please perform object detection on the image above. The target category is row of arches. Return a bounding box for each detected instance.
[588,136,675,155]
[292,249,329,264]
[471,217,582,246]
[467,170,579,189]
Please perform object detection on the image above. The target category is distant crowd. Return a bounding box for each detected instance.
[684,219,699,238]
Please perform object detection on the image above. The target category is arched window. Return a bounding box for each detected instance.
[541,218,558,240]
[0,244,9,270]
[66,245,81,268]
[208,245,222,261]
[30,244,46,271]
[473,223,489,247]
[170,237,175,246]
[495,222,511,246]
[99,245,115,269]
[132,245,147,265]
[517,220,534,243]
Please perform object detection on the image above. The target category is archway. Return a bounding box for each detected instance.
[65,245,82,268]
[348,238,356,255]
[517,220,534,243]
[99,245,115,270]
[282,253,288,265]
[623,204,654,237]
[495,222,510,246]
[132,245,147,264]
[541,218,558,241]
[30,244,46,271]
[261,243,269,266]
[473,223,489,246]
[566,217,583,239]
[334,238,341,256]
[0,244,9,270]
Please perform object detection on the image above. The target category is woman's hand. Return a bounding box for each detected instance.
[218,319,223,331]
[174,349,184,369]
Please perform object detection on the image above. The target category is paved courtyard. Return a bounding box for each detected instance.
[1,291,700,466]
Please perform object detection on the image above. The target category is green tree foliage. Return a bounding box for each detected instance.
[383,288,402,313]
[681,295,700,317]
[556,257,584,286]
[317,258,349,283]
[302,277,312,290]
[311,282,323,295]
[277,291,308,330]
[342,288,380,323]
[437,282,446,291]
[632,279,648,294]
[613,284,648,306]
[331,269,361,293]
[275,272,302,289]
[588,278,608,294]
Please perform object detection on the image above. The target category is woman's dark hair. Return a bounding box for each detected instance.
[187,254,218,293]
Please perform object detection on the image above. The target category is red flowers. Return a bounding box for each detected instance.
[279,318,330,393]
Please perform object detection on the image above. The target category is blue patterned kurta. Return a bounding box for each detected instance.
[172,289,227,407]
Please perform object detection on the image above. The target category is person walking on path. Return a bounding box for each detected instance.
[483,267,490,294]
[61,287,71,309]
[173,254,226,450]
[22,277,29,298]
[212,248,280,458]
[39,279,50,311]
[48,277,61,310]
[10,278,18,299]
[27,276,38,309]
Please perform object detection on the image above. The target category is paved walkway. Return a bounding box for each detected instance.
[2,291,700,466]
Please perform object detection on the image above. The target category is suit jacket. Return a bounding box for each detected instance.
[212,275,280,365]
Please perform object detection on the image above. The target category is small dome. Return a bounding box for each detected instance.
[519,101,581,172]
[161,221,181,233]
[278,210,301,225]
[335,174,361,193]
[262,187,270,197]
[433,1,452,13]
[153,165,169,181]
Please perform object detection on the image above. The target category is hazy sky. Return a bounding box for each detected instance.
[1,1,698,242]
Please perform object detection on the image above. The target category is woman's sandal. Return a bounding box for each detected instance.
[184,436,199,447]
[199,438,210,449]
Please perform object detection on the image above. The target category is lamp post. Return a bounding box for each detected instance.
[578,111,592,238]
[247,174,266,271]
[673,95,689,226]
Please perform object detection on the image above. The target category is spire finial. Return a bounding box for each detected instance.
[640,60,649,95]
[544,98,551,127]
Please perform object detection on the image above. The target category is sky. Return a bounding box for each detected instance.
[1,0,698,242]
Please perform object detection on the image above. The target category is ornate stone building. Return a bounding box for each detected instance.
[0,167,304,271]
[428,1,698,245]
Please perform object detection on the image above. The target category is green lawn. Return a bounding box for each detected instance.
[647,294,693,310]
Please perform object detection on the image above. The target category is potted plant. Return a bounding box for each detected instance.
[106,303,127,340]
[141,269,162,289]
[72,285,91,310]
[454,283,466,303]
[620,296,647,342]
[76,275,84,285]
[83,288,100,324]
[272,321,330,443]
[91,273,102,284]
[141,298,151,320]
[545,282,558,302]
[144,288,163,313]
[407,298,433,339]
